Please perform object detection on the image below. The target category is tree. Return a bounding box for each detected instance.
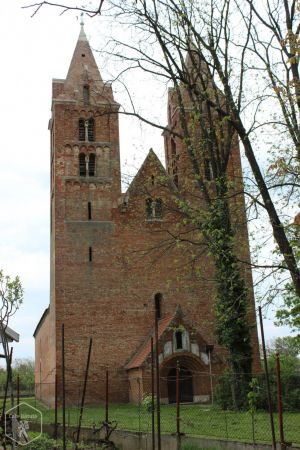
[23,0,300,401]
[241,0,300,340]
[0,269,23,412]
[24,0,300,323]
[12,359,35,393]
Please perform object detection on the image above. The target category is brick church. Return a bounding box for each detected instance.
[34,24,260,406]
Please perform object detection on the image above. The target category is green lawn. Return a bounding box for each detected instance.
[3,398,300,446]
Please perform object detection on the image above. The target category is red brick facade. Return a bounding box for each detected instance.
[34,26,260,406]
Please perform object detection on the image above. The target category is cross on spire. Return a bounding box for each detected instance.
[80,12,84,29]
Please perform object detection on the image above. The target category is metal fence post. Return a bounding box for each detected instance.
[75,337,93,448]
[151,337,155,450]
[258,306,276,450]
[154,304,161,450]
[105,369,109,423]
[176,360,181,449]
[17,375,20,416]
[54,373,58,445]
[61,323,66,450]
[276,353,285,450]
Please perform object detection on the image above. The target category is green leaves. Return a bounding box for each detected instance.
[0,269,24,320]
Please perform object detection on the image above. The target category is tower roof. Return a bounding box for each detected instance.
[52,23,117,105]
[65,23,103,89]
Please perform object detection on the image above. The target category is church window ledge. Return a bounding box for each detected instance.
[69,140,112,146]
[64,176,112,183]
[145,218,164,223]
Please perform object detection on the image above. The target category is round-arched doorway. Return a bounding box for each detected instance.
[167,366,193,403]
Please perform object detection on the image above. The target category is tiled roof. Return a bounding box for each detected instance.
[125,314,174,370]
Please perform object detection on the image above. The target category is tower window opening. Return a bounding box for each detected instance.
[83,85,90,105]
[174,174,179,188]
[171,137,176,160]
[171,138,179,186]
[89,246,93,262]
[79,153,86,176]
[88,118,95,141]
[154,293,162,319]
[146,198,163,220]
[88,153,96,176]
[88,202,92,220]
[146,198,152,220]
[204,159,214,181]
[79,119,85,141]
[155,198,163,218]
[175,331,183,350]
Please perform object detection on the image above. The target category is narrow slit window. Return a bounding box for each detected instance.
[83,85,90,105]
[204,159,213,180]
[154,293,162,319]
[174,174,179,188]
[89,246,92,262]
[171,138,179,186]
[175,331,183,350]
[88,153,96,176]
[88,118,95,141]
[88,202,92,220]
[146,198,152,220]
[79,153,86,176]
[79,119,85,141]
[155,198,163,219]
[171,137,176,159]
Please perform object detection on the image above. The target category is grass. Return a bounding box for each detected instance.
[3,398,300,446]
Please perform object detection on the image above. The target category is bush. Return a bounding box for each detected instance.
[26,434,54,450]
[142,393,156,412]
[215,370,300,411]
[214,370,250,410]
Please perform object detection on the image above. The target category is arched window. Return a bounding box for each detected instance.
[88,202,92,220]
[154,292,163,319]
[79,119,85,141]
[175,331,183,350]
[174,174,179,187]
[146,198,163,219]
[155,198,163,218]
[171,138,179,187]
[146,198,152,219]
[83,85,90,105]
[204,158,214,181]
[171,137,176,159]
[88,153,96,176]
[88,118,95,141]
[79,153,86,176]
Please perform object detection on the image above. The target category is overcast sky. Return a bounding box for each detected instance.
[0,1,291,362]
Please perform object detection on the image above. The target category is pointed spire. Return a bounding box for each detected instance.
[79,13,87,41]
[65,19,103,89]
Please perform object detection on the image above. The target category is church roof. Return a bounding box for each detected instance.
[33,307,49,338]
[125,314,174,370]
[65,23,103,89]
[124,148,177,198]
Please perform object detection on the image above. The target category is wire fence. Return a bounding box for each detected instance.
[2,368,299,447]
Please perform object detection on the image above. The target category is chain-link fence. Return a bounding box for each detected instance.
[2,367,298,448]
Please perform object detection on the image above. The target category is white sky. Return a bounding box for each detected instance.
[0,1,291,361]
